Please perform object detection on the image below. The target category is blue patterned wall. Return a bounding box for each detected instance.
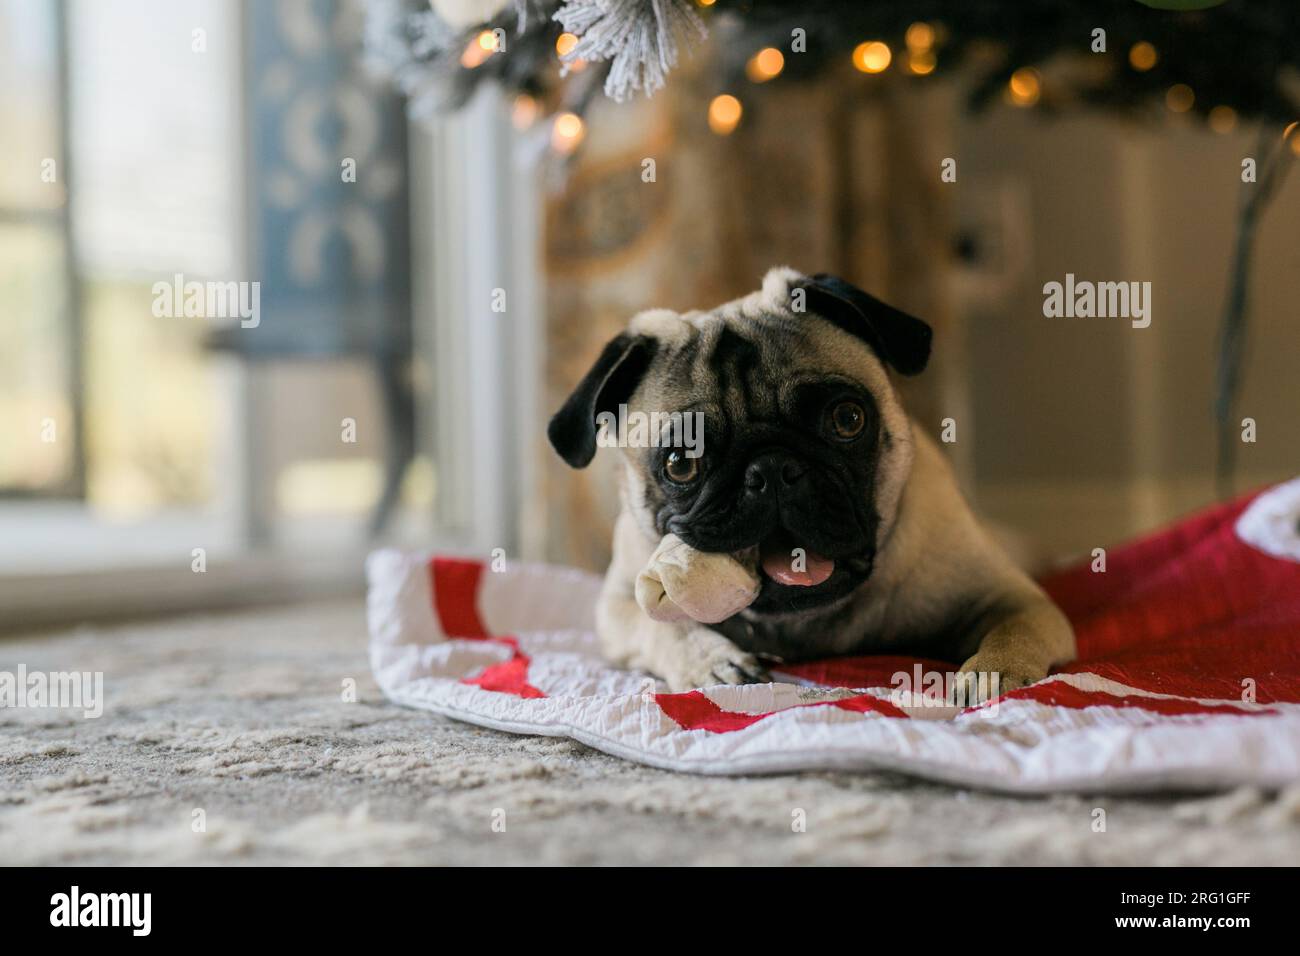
[243,0,411,357]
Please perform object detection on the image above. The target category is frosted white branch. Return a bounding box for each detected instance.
[554,0,706,102]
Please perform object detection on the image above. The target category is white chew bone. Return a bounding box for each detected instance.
[634,534,761,625]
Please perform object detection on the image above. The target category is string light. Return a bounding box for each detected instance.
[460,31,496,69]
[746,47,784,82]
[852,41,892,74]
[908,50,936,75]
[708,94,743,134]
[1208,105,1236,134]
[1166,83,1194,113]
[555,32,588,71]
[551,111,586,153]
[1008,67,1041,107]
[901,22,936,75]
[1129,41,1158,72]
[905,22,935,52]
[1284,121,1300,156]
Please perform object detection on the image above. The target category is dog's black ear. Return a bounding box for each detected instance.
[547,333,657,468]
[794,273,932,376]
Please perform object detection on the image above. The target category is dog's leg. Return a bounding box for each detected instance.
[953,591,1075,699]
[597,585,768,691]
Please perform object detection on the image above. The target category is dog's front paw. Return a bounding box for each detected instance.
[665,629,769,691]
[953,649,1048,704]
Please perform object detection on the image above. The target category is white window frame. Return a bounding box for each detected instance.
[417,85,544,559]
[0,70,545,631]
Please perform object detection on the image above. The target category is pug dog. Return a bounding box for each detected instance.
[547,267,1075,694]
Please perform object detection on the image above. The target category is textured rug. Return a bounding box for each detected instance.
[2,599,1300,865]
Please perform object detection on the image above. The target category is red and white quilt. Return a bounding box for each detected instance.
[367,478,1300,793]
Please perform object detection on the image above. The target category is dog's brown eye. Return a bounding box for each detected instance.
[829,401,866,440]
[664,451,699,483]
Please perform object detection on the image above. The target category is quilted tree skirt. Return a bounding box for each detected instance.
[367,479,1300,794]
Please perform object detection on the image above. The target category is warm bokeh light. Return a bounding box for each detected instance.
[512,94,538,129]
[1166,83,1195,113]
[1008,67,1041,107]
[550,111,586,153]
[460,32,495,68]
[556,32,578,57]
[852,41,892,74]
[906,22,935,52]
[696,0,716,6]
[1208,105,1236,134]
[908,50,936,75]
[1285,121,1300,155]
[1129,41,1158,72]
[745,47,785,82]
[707,93,743,134]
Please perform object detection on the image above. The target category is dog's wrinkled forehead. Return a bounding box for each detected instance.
[545,266,929,473]
[625,268,895,416]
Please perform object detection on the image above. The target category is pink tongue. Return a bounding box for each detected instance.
[760,536,835,587]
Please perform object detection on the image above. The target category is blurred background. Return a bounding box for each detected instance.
[1,0,1296,631]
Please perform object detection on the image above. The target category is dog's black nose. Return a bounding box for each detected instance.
[744,452,806,494]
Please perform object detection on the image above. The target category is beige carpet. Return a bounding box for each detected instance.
[2,599,1299,865]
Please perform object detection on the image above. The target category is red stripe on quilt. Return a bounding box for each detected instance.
[428,558,549,700]
[654,691,769,732]
[831,694,910,718]
[1056,627,1298,704]
[989,680,1278,717]
[429,557,490,638]
[463,655,545,699]
[778,655,957,691]
[655,689,908,733]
